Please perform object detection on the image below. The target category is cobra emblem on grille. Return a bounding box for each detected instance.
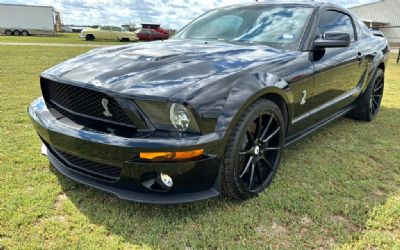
[101,98,113,117]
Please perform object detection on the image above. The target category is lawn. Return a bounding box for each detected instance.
[0,32,135,46]
[0,45,399,249]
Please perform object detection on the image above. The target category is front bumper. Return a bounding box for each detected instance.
[29,97,225,204]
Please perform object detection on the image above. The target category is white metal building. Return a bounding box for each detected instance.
[349,0,400,45]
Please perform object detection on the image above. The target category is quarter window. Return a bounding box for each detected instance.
[317,11,355,41]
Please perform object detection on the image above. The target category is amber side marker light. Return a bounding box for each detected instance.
[140,149,205,161]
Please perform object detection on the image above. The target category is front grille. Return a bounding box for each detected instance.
[51,146,122,182]
[42,79,133,126]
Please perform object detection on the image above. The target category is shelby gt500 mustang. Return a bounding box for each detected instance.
[29,1,389,204]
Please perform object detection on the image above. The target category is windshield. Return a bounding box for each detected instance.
[174,6,313,50]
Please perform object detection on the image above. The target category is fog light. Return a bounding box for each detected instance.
[158,173,173,189]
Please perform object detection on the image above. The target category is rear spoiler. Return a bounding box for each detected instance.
[371,30,385,37]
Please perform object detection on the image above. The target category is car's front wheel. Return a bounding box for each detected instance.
[85,34,95,41]
[222,99,285,200]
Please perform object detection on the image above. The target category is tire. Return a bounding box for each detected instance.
[85,34,95,41]
[349,68,384,121]
[13,30,21,36]
[21,30,29,36]
[5,30,12,36]
[221,99,286,200]
[120,38,129,42]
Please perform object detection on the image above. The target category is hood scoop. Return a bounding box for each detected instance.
[125,49,181,61]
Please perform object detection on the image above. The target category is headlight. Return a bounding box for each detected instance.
[135,100,200,133]
[170,103,190,132]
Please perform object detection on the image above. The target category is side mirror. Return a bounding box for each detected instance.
[313,32,351,49]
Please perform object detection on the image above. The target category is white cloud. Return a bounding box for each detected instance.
[2,0,379,29]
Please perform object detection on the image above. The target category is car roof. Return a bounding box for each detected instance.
[217,1,343,10]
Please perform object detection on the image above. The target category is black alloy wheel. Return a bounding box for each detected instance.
[370,72,384,117]
[222,99,285,200]
[238,111,282,192]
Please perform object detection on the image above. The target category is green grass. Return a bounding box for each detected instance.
[0,32,135,45]
[0,45,399,249]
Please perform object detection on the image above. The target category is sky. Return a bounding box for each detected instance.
[2,0,379,29]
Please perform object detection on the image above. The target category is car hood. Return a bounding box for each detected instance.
[42,39,294,101]
[81,28,97,33]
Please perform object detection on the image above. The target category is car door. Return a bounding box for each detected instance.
[110,26,120,40]
[98,26,112,40]
[309,10,367,123]
[141,29,152,41]
[149,30,157,41]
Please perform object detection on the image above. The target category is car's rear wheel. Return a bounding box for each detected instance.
[85,34,95,41]
[5,30,12,36]
[222,99,285,200]
[350,68,384,121]
[120,38,129,42]
[21,30,29,36]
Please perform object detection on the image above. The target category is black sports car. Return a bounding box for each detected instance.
[29,1,389,204]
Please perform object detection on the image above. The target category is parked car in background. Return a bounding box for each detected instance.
[29,1,389,204]
[135,28,169,41]
[80,25,138,42]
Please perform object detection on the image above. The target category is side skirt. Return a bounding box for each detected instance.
[284,103,357,147]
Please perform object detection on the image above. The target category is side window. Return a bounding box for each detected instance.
[102,26,111,31]
[111,26,121,32]
[318,10,355,41]
[355,18,372,39]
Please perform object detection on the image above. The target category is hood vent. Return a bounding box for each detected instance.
[126,49,180,61]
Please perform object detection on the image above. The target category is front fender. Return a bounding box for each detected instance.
[214,72,293,135]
